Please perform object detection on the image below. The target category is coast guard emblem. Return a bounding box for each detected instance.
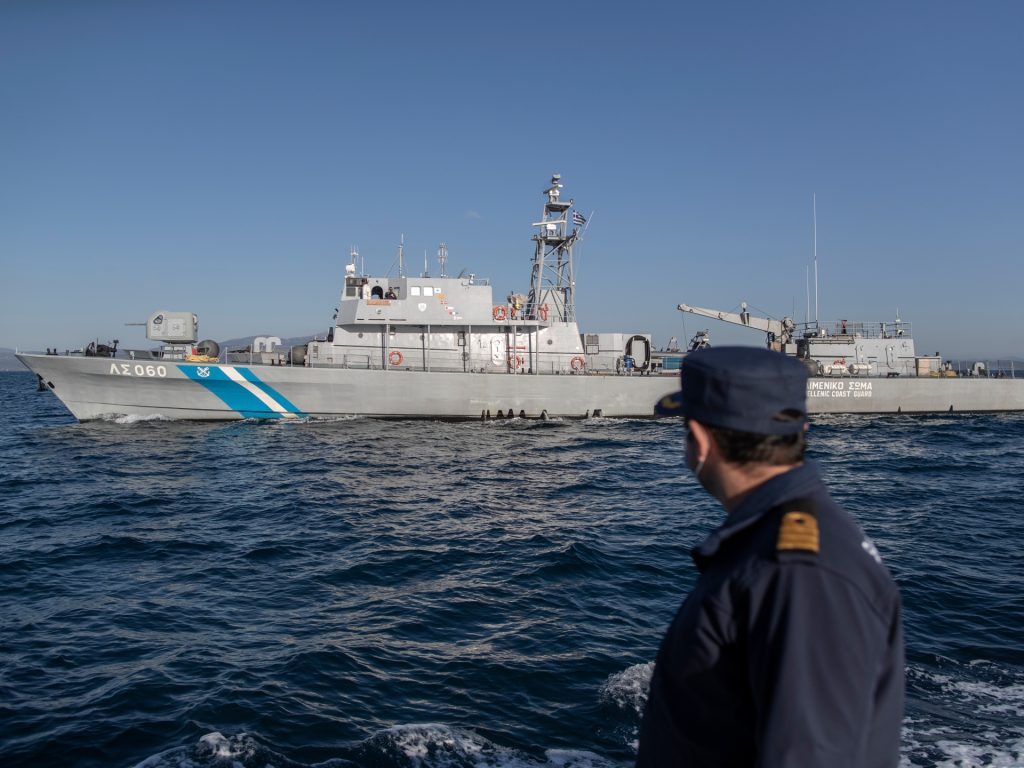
[197,366,210,378]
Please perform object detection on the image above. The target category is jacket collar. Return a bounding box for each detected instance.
[691,461,823,568]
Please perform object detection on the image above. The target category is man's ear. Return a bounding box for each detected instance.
[688,419,713,464]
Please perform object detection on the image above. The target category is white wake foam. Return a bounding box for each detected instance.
[902,661,1024,767]
[131,731,262,767]
[599,662,654,716]
[132,725,625,768]
[366,724,618,768]
[104,413,171,424]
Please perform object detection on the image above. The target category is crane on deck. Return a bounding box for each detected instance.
[676,302,797,348]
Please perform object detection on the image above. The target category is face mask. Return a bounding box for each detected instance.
[686,427,706,481]
[692,456,706,480]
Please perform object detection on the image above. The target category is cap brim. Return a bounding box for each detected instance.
[654,391,685,417]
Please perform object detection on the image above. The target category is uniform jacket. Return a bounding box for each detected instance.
[637,462,904,768]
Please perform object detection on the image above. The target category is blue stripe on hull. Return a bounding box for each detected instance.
[178,365,284,418]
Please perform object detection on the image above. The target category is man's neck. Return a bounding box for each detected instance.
[717,461,802,513]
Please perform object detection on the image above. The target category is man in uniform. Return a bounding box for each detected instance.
[639,346,904,767]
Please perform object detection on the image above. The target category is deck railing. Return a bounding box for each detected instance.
[799,320,912,339]
[115,346,1021,380]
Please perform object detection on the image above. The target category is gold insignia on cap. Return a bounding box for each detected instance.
[654,393,682,415]
[777,511,819,553]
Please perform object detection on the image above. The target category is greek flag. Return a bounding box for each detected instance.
[572,210,587,226]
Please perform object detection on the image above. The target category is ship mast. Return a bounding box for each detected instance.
[526,174,576,322]
[438,242,448,278]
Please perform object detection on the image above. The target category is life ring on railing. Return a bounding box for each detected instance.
[833,357,846,367]
[508,354,524,369]
[538,304,549,322]
[389,350,404,366]
[492,305,508,322]
[570,355,586,371]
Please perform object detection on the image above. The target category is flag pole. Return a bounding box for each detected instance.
[813,194,819,325]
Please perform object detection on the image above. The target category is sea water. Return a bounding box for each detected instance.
[1,371,1021,767]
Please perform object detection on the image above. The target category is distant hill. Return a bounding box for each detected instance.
[218,334,317,351]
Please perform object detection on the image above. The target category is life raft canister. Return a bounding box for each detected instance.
[389,350,404,366]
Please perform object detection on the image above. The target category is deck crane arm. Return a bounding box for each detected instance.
[676,302,796,345]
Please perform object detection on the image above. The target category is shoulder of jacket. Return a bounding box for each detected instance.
[774,496,820,557]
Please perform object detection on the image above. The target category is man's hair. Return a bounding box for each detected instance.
[703,409,807,466]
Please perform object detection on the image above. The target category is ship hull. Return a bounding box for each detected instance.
[18,354,1024,421]
[18,354,680,421]
[806,376,1024,414]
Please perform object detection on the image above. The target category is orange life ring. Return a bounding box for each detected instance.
[492,305,507,322]
[570,355,586,371]
[538,304,549,322]
[833,358,846,367]
[389,350,404,366]
[508,354,524,369]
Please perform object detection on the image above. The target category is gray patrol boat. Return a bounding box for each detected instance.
[19,176,680,421]
[17,175,1024,420]
[675,302,1023,414]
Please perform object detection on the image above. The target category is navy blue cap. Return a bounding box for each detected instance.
[654,346,809,435]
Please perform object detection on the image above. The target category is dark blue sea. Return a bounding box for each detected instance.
[1,371,1022,768]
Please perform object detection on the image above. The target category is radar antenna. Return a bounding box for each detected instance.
[348,245,359,277]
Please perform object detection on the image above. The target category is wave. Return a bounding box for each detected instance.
[132,726,624,768]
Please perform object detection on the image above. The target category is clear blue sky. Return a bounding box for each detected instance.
[2,1,1022,358]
